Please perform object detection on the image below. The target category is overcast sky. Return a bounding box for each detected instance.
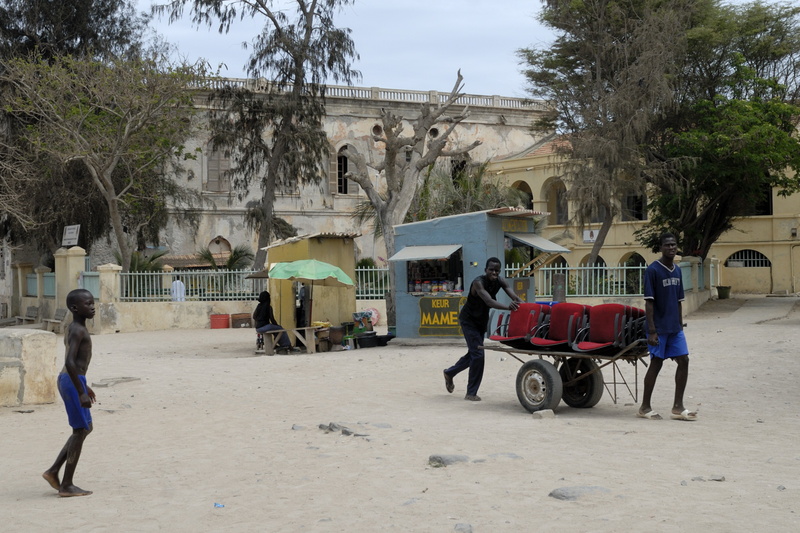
[138,1,552,97]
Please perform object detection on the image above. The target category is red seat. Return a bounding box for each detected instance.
[573,303,627,353]
[489,303,549,349]
[529,302,588,350]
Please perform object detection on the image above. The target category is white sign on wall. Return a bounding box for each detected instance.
[583,230,597,243]
[62,225,81,247]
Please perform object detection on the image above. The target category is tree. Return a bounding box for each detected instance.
[0,0,152,257]
[637,1,800,258]
[518,0,703,265]
[196,243,255,270]
[155,0,360,269]
[0,0,148,61]
[343,72,481,324]
[409,162,528,222]
[0,52,205,271]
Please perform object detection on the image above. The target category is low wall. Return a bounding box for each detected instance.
[95,301,256,334]
[555,289,709,316]
[0,329,58,406]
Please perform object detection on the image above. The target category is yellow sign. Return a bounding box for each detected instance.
[418,296,466,336]
[502,219,529,232]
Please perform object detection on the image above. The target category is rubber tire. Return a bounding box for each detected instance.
[559,357,604,408]
[515,359,563,413]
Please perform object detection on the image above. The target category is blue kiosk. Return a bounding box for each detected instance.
[389,208,570,339]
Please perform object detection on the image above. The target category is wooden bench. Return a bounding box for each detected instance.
[256,327,318,355]
[44,308,69,333]
[15,306,40,325]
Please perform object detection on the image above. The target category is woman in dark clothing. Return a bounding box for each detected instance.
[253,291,291,349]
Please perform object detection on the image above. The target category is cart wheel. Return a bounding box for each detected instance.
[559,357,604,408]
[515,359,563,413]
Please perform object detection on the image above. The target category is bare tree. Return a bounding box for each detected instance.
[344,71,481,323]
[0,53,204,271]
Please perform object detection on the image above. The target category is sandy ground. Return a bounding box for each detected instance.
[3,296,800,532]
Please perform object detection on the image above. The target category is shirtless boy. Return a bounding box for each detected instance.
[42,289,96,497]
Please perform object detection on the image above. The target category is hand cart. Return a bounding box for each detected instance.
[482,340,650,413]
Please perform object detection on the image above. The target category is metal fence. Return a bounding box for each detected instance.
[119,270,267,302]
[507,263,647,298]
[356,266,390,300]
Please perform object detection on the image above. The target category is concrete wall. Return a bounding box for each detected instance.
[94,300,255,334]
[0,329,58,406]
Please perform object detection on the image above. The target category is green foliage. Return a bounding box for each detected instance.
[196,244,255,271]
[357,257,377,269]
[0,52,206,270]
[407,162,527,221]
[0,0,152,254]
[114,249,166,272]
[519,0,700,265]
[637,3,800,259]
[0,0,147,61]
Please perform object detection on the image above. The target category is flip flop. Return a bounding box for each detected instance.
[670,409,698,421]
[637,410,662,420]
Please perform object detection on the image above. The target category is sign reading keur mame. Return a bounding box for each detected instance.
[418,296,467,337]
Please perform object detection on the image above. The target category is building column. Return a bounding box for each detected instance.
[54,247,86,310]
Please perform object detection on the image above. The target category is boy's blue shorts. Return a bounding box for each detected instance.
[58,373,92,429]
[648,330,689,359]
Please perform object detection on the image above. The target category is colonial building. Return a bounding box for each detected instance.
[156,81,550,266]
[491,135,800,294]
[0,82,548,317]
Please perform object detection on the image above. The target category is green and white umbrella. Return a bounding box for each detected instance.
[267,259,354,287]
[265,259,354,324]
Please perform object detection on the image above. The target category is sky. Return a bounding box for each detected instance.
[136,1,553,98]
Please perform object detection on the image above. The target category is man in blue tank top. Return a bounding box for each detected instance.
[638,233,698,421]
[443,257,523,401]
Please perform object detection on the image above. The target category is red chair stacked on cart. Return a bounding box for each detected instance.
[571,303,626,353]
[488,302,550,350]
[529,302,589,350]
[572,303,647,354]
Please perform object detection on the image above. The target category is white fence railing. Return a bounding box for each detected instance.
[506,263,648,298]
[119,270,267,302]
[356,266,389,300]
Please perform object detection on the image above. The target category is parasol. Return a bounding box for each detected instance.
[267,259,354,324]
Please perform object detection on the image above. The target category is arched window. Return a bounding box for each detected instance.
[725,250,771,267]
[205,141,230,193]
[621,193,647,221]
[547,180,568,225]
[512,180,533,210]
[335,146,359,195]
[451,157,469,183]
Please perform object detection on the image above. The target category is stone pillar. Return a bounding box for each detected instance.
[54,247,86,310]
[685,256,701,293]
[552,273,567,302]
[97,263,122,305]
[162,265,175,294]
[11,262,33,315]
[34,265,51,314]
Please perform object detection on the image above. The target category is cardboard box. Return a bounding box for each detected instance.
[231,313,252,328]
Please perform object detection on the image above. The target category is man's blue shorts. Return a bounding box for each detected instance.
[58,373,92,429]
[648,330,689,359]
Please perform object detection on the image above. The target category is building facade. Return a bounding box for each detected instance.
[490,136,800,294]
[1,82,549,317]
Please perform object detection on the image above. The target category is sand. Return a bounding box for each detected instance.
[2,296,799,532]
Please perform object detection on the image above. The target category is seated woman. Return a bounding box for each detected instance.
[253,291,292,350]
